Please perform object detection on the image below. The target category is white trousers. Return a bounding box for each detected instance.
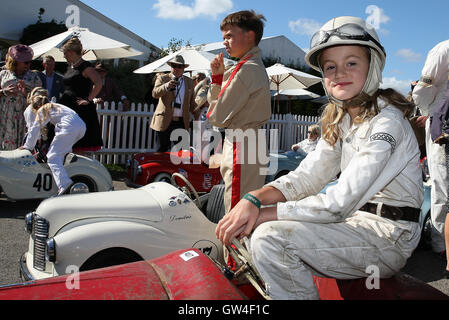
[47,123,86,191]
[250,212,421,300]
[425,119,448,253]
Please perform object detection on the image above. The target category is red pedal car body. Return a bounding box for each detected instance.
[0,249,447,300]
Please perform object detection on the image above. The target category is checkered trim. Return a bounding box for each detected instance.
[370,132,397,152]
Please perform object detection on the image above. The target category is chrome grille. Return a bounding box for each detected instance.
[33,215,49,271]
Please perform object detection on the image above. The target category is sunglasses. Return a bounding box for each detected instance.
[23,61,32,65]
[171,65,185,69]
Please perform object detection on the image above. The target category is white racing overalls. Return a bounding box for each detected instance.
[250,100,424,299]
[24,103,86,192]
[413,39,449,253]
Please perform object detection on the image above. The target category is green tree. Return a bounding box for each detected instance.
[20,8,67,45]
[20,8,67,73]
[159,38,192,57]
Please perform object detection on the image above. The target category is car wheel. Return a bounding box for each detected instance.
[419,212,432,250]
[70,176,96,194]
[79,248,143,271]
[205,184,225,223]
[153,172,172,184]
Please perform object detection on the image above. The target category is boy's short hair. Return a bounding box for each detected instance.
[220,10,266,45]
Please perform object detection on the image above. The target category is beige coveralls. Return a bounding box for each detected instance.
[207,47,271,213]
[251,100,424,299]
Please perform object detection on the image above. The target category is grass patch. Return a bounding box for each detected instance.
[105,164,127,181]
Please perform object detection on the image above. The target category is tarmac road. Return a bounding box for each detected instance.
[0,178,448,298]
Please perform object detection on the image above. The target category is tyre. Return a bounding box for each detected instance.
[80,248,143,271]
[69,176,96,194]
[153,172,172,184]
[205,184,226,223]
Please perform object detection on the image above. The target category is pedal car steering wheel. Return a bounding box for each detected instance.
[226,237,271,300]
[170,172,201,208]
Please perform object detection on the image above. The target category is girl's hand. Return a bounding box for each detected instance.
[215,196,260,246]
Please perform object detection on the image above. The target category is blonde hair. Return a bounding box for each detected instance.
[320,88,414,146]
[62,37,83,55]
[308,124,320,136]
[27,87,57,140]
[5,55,17,73]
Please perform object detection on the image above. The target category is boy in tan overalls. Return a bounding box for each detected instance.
[207,10,271,214]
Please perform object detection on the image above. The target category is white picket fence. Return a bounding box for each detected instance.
[93,102,319,165]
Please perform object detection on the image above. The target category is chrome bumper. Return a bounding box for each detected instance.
[19,252,35,282]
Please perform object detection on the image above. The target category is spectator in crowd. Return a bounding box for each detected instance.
[23,87,52,154]
[291,124,320,154]
[37,55,64,102]
[0,44,42,150]
[216,16,423,299]
[208,10,271,214]
[59,37,103,155]
[192,72,214,158]
[429,90,449,278]
[150,55,198,152]
[412,39,449,260]
[94,63,130,111]
[20,87,86,196]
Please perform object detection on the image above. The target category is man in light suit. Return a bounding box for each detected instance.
[37,55,64,102]
[151,55,199,152]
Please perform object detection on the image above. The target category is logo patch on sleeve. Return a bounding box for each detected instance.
[370,132,396,152]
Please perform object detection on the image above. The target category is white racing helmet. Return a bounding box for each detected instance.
[305,16,386,108]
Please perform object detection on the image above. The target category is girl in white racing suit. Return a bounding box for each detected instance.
[215,16,424,299]
[21,87,86,196]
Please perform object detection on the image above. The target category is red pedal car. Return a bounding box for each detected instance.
[126,149,222,193]
[1,244,447,300]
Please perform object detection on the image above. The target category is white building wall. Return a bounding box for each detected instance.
[0,0,159,63]
[199,35,307,68]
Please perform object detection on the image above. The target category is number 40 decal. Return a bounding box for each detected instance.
[33,173,53,192]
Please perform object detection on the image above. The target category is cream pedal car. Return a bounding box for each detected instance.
[20,173,225,281]
[0,149,113,200]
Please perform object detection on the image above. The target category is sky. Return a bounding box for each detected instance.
[80,0,449,95]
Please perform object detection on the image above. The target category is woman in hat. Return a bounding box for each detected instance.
[216,16,423,299]
[0,44,42,150]
[59,37,103,155]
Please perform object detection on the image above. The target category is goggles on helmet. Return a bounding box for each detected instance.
[310,23,385,56]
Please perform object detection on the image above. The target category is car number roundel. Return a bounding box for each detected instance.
[192,240,219,260]
[33,173,53,192]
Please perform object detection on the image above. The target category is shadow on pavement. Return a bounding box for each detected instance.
[402,247,447,283]
[0,199,43,219]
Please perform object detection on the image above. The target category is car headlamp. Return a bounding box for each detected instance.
[46,238,56,263]
[25,212,34,234]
